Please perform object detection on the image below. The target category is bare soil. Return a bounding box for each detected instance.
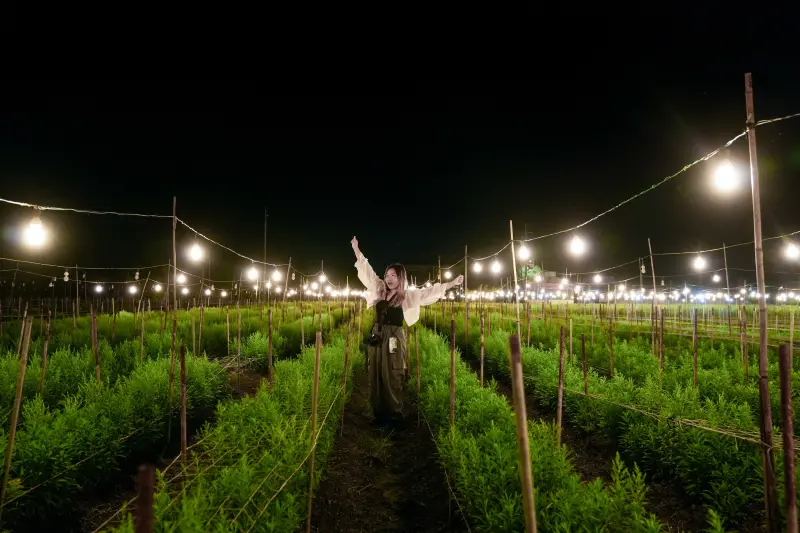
[311,368,469,533]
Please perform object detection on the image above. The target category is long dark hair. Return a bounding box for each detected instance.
[378,263,407,307]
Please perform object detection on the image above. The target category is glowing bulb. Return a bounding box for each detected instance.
[181,287,189,295]
[319,274,327,283]
[177,274,187,284]
[247,267,258,281]
[593,274,602,283]
[569,235,586,256]
[712,274,721,283]
[95,285,103,293]
[491,260,502,274]
[518,245,531,260]
[785,243,800,261]
[618,284,626,292]
[253,284,259,290]
[534,275,542,283]
[714,161,738,191]
[265,281,272,289]
[275,287,282,293]
[272,270,282,281]
[473,262,482,273]
[128,285,138,294]
[444,271,452,280]
[221,290,228,297]
[693,256,706,270]
[23,216,46,248]
[204,288,211,296]
[154,284,162,292]
[325,285,332,293]
[311,282,319,290]
[189,243,204,262]
[425,281,432,288]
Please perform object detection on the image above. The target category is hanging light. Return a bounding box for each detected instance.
[534,274,542,283]
[569,235,586,256]
[204,288,211,296]
[472,262,482,273]
[593,274,602,283]
[491,260,502,274]
[693,256,707,270]
[272,270,282,281]
[177,273,187,284]
[712,274,721,283]
[95,285,104,293]
[518,245,531,260]
[22,213,47,248]
[785,242,800,261]
[444,271,452,280]
[319,273,327,283]
[154,284,162,292]
[220,290,228,298]
[189,243,204,262]
[128,285,138,294]
[181,287,189,295]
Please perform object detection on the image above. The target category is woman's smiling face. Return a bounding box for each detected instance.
[385,268,399,290]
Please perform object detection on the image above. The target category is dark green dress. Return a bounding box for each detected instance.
[369,300,406,420]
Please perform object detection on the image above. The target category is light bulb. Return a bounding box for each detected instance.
[272,270,282,281]
[534,275,542,283]
[712,274,721,283]
[189,243,204,262]
[247,267,258,281]
[518,245,531,260]
[221,290,228,297]
[128,285,138,294]
[785,243,800,261]
[95,285,103,293]
[319,273,327,283]
[204,289,211,296]
[569,235,586,256]
[154,284,162,292]
[181,287,189,295]
[491,260,502,274]
[593,274,602,283]
[444,271,452,280]
[714,161,738,191]
[23,216,46,248]
[473,262,482,273]
[177,274,187,284]
[693,256,706,270]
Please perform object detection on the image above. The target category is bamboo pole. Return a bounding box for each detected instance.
[480,311,485,387]
[91,305,101,382]
[305,331,323,533]
[692,308,698,387]
[140,309,146,362]
[582,334,588,395]
[237,311,242,395]
[39,311,51,393]
[0,317,32,516]
[508,335,537,533]
[449,313,456,428]
[779,344,797,533]
[268,309,274,386]
[134,464,155,533]
[180,345,187,464]
[556,326,565,445]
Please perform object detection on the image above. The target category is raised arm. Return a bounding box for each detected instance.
[415,275,464,306]
[351,236,382,294]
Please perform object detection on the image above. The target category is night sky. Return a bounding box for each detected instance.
[2,57,799,293]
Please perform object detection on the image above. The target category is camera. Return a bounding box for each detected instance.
[367,333,381,346]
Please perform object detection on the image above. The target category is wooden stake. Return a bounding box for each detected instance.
[301,309,305,347]
[39,311,51,394]
[180,345,187,464]
[140,309,146,362]
[414,325,420,395]
[268,309,274,386]
[692,308,698,387]
[608,323,614,379]
[569,318,573,363]
[237,311,242,395]
[508,335,538,533]
[779,344,798,533]
[0,317,32,514]
[226,306,230,356]
[556,326,565,445]
[191,316,196,356]
[134,464,155,533]
[90,305,101,382]
[647,238,657,354]
[582,334,588,395]
[449,316,456,428]
[480,311,485,387]
[305,331,323,533]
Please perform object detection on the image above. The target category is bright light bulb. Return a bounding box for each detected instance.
[569,235,586,256]
[128,285,138,294]
[95,285,103,293]
[714,161,738,191]
[311,282,319,290]
[325,285,332,293]
[204,289,211,296]
[712,274,721,283]
[534,275,542,283]
[181,287,189,295]
[319,274,327,283]
[154,284,162,292]
[491,260,502,274]
[473,262,482,273]
[177,274,187,284]
[246,267,258,281]
[593,274,602,283]
[785,243,800,261]
[518,245,531,260]
[265,281,272,289]
[221,290,228,297]
[618,284,626,292]
[275,287,282,293]
[424,281,432,287]
[272,270,282,281]
[444,271,452,280]
[693,256,706,270]
[23,216,46,248]
[189,243,204,262]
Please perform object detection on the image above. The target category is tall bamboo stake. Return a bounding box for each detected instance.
[305,331,323,533]
[508,335,537,533]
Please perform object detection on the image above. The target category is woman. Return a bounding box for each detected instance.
[352,236,464,427]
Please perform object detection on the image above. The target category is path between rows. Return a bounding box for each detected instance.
[311,367,468,533]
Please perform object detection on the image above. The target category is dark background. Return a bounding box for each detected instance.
[2,40,799,294]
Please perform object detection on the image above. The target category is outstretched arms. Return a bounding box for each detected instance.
[416,275,464,306]
[352,236,382,294]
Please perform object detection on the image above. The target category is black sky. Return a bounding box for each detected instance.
[2,36,800,292]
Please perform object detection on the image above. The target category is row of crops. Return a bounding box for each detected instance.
[420,302,799,531]
[0,301,369,532]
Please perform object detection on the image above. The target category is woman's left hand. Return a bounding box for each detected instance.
[451,275,464,286]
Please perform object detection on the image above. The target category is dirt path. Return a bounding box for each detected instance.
[311,368,468,533]
[463,355,710,533]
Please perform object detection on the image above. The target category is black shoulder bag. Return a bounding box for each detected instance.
[367,305,389,346]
